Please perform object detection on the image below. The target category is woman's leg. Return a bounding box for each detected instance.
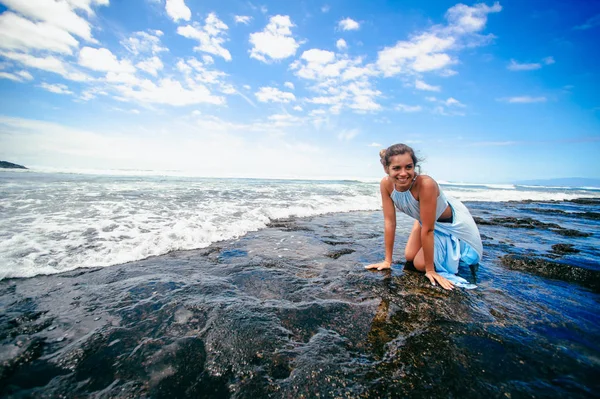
[404,220,421,262]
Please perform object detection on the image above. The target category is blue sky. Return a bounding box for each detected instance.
[0,0,598,182]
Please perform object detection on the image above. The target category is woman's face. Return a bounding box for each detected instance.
[387,153,415,190]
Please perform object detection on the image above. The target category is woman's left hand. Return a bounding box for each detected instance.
[425,271,454,290]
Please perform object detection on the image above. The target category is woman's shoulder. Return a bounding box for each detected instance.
[416,175,440,192]
[417,174,436,184]
[380,176,394,193]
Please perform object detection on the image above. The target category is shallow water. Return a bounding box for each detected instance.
[1,199,599,398]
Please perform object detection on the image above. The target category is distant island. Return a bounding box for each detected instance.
[0,161,27,169]
[514,177,600,188]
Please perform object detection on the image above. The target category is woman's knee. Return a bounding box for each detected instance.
[412,249,426,271]
[404,243,421,261]
[404,247,416,261]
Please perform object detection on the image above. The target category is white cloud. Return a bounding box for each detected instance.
[337,128,359,141]
[321,5,330,13]
[0,12,79,54]
[0,50,90,81]
[507,59,541,71]
[336,38,347,50]
[508,56,555,71]
[39,82,73,94]
[412,52,453,72]
[234,15,251,25]
[136,56,163,76]
[116,78,225,106]
[444,97,464,107]
[265,113,302,127]
[249,15,299,62]
[255,86,296,103]
[501,96,547,103]
[432,105,465,116]
[121,30,168,55]
[368,142,382,147]
[165,0,191,22]
[202,55,214,64]
[341,65,377,81]
[415,79,440,92]
[293,105,303,111]
[445,2,501,33]
[0,0,107,42]
[338,18,360,31]
[292,49,341,79]
[573,13,600,30]
[177,13,231,61]
[0,70,33,82]
[78,47,136,73]
[439,69,458,77]
[12,70,33,80]
[395,104,422,112]
[291,49,381,113]
[377,2,501,77]
[243,84,251,90]
[177,57,227,84]
[105,71,139,85]
[79,86,107,101]
[284,81,294,90]
[424,97,466,115]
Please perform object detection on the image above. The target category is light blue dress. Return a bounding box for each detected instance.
[390,178,482,275]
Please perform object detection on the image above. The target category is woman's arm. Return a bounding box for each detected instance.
[366,178,396,270]
[418,178,437,272]
[418,177,454,289]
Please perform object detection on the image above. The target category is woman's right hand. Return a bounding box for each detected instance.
[365,260,392,270]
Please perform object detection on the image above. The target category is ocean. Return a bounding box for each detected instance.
[1,170,598,280]
[1,169,599,398]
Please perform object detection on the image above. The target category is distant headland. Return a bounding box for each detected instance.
[0,161,27,169]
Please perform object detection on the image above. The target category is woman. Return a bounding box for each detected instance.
[366,144,482,290]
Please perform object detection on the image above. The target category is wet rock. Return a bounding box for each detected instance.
[550,244,580,255]
[474,216,592,238]
[501,255,600,293]
[530,208,600,220]
[569,198,600,206]
[322,240,353,246]
[325,248,355,259]
[473,216,560,229]
[552,229,592,238]
[267,219,312,231]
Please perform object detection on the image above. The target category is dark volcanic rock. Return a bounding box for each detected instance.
[325,248,355,259]
[552,228,592,238]
[266,219,312,231]
[0,161,27,169]
[473,216,560,229]
[569,198,600,206]
[474,216,593,238]
[550,243,580,255]
[501,255,600,292]
[529,208,600,220]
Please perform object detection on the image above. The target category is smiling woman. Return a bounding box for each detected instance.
[366,143,483,290]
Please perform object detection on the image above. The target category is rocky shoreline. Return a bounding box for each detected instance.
[1,199,599,398]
